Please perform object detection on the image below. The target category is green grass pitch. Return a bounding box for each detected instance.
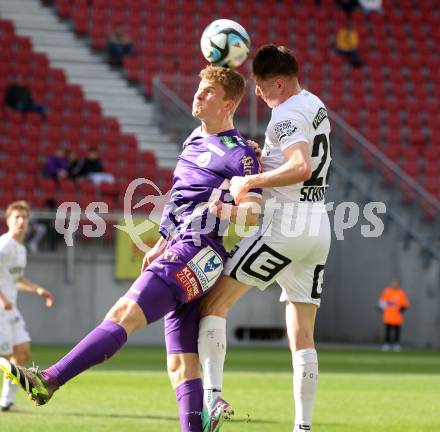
[1,346,439,431]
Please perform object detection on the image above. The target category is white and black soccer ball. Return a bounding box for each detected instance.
[200,19,251,68]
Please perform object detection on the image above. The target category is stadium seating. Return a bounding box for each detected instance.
[49,0,440,210]
[3,0,439,224]
[0,19,160,217]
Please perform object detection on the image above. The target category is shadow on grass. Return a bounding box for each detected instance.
[56,411,278,425]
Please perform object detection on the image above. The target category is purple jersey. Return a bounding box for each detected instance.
[126,127,261,356]
[159,127,261,250]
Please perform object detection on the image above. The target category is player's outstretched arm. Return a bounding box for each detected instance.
[209,196,261,227]
[17,276,54,307]
[230,141,312,203]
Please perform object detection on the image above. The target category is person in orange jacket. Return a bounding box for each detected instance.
[378,278,410,352]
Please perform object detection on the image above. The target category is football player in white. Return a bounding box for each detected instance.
[199,44,331,432]
[0,201,54,411]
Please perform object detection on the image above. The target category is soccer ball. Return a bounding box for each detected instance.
[200,19,251,68]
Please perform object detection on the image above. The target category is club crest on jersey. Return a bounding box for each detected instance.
[204,255,221,272]
[196,151,212,167]
[313,107,328,130]
[273,120,297,141]
[241,155,255,175]
[186,247,223,292]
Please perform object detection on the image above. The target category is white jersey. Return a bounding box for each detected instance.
[0,233,26,307]
[262,89,331,207]
[224,89,332,306]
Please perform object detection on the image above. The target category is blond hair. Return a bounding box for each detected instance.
[6,200,30,219]
[199,65,246,105]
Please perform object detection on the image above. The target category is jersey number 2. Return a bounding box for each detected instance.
[303,134,329,187]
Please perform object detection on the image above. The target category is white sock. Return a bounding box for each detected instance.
[1,374,18,407]
[293,348,318,431]
[198,315,226,410]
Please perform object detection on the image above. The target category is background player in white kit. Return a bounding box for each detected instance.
[199,45,332,432]
[0,201,54,411]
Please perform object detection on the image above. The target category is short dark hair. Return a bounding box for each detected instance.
[252,44,299,79]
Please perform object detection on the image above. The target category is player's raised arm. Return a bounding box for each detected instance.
[230,141,311,204]
[209,195,261,227]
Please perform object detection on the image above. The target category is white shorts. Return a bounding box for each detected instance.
[224,206,331,306]
[0,309,31,355]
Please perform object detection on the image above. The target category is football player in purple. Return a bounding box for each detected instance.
[0,65,261,432]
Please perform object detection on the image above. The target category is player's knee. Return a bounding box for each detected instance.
[288,328,315,352]
[105,299,127,322]
[167,356,183,387]
[200,297,231,318]
[105,298,146,334]
[167,355,199,389]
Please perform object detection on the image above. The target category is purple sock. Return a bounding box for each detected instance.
[41,320,127,386]
[175,379,203,432]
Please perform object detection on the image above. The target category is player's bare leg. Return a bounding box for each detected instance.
[198,276,252,430]
[286,302,318,432]
[0,270,174,406]
[0,297,145,405]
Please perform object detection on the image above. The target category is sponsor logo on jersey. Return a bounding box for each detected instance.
[175,266,202,302]
[220,136,238,149]
[229,244,239,258]
[312,107,328,130]
[241,155,255,176]
[9,266,24,281]
[186,247,223,292]
[273,120,297,141]
[207,143,225,157]
[196,151,212,167]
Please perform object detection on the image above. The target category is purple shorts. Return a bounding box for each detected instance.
[125,233,226,354]
[164,300,201,354]
[148,234,226,304]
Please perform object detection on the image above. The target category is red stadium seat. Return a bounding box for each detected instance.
[401,161,419,178]
[0,191,15,208]
[383,145,400,161]
[401,147,419,162]
[16,176,36,192]
[100,181,117,197]
[102,117,120,133]
[0,20,14,34]
[55,0,71,18]
[38,177,57,196]
[424,159,439,177]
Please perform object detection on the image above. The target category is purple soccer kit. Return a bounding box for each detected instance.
[127,127,262,352]
[40,127,261,432]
